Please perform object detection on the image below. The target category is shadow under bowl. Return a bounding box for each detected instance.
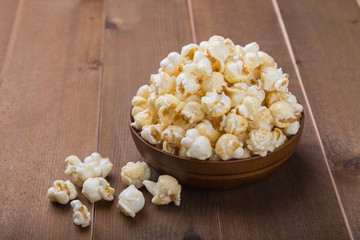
[130,112,304,189]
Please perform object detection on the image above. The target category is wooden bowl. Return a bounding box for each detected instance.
[129,112,304,189]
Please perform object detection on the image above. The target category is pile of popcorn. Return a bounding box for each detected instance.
[131,36,303,160]
[47,153,181,228]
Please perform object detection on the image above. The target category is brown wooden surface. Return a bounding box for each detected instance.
[276,0,360,238]
[0,0,358,239]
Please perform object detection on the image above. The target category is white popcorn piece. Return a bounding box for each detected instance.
[224,60,254,84]
[141,124,163,145]
[192,50,212,77]
[121,161,151,188]
[215,133,245,160]
[243,52,260,69]
[180,129,212,160]
[261,67,289,92]
[172,114,197,131]
[181,43,200,61]
[162,141,177,154]
[136,84,154,99]
[271,128,287,151]
[143,175,181,206]
[201,92,231,117]
[176,72,200,96]
[132,96,147,109]
[235,96,262,120]
[161,125,185,147]
[284,121,301,136]
[224,83,248,107]
[266,91,303,118]
[70,200,91,228]
[117,185,145,218]
[47,180,77,205]
[220,112,248,136]
[180,101,205,124]
[246,129,273,157]
[64,153,113,187]
[269,100,297,128]
[242,42,260,54]
[160,52,183,75]
[205,36,232,72]
[131,109,153,131]
[258,51,276,68]
[150,71,175,95]
[249,106,274,131]
[201,72,227,93]
[82,177,115,203]
[155,94,180,124]
[195,119,221,146]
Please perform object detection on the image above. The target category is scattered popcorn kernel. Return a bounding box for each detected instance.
[284,121,301,136]
[201,92,231,117]
[215,134,245,160]
[143,175,181,206]
[161,125,185,147]
[201,72,227,93]
[70,200,91,228]
[141,124,163,145]
[131,109,153,131]
[160,52,183,75]
[220,112,248,136]
[117,185,145,218]
[121,161,151,188]
[82,177,115,203]
[269,100,297,128]
[180,101,205,124]
[47,180,77,204]
[247,129,273,157]
[64,153,113,187]
[180,129,212,160]
[195,119,221,146]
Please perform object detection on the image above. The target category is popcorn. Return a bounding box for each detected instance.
[82,177,115,203]
[269,100,297,128]
[246,129,273,157]
[131,35,303,158]
[121,161,151,188]
[180,129,212,160]
[70,200,91,228]
[201,92,231,117]
[220,112,248,136]
[180,101,205,124]
[117,185,145,218]
[215,133,246,160]
[160,52,183,75]
[64,153,113,187]
[201,72,227,93]
[195,119,221,146]
[143,175,181,206]
[141,124,163,145]
[161,125,185,147]
[261,67,289,92]
[47,180,77,204]
[176,72,200,96]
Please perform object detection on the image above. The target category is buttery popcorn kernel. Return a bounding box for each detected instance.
[70,200,91,228]
[131,35,303,158]
[143,175,181,206]
[47,180,77,205]
[121,161,151,188]
[82,177,115,203]
[118,185,145,218]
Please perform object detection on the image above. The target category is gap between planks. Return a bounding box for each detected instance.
[271,0,354,239]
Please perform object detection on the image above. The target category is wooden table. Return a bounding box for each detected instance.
[0,0,359,239]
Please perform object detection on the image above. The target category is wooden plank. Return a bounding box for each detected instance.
[191,0,351,238]
[0,0,105,239]
[276,0,360,237]
[94,0,221,239]
[0,0,20,70]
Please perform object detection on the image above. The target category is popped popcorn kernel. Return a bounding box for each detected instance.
[269,100,297,128]
[215,133,245,160]
[70,200,91,228]
[180,129,212,160]
[220,112,248,136]
[143,175,181,206]
[82,177,115,203]
[121,161,151,188]
[117,185,145,218]
[201,92,231,117]
[47,180,77,204]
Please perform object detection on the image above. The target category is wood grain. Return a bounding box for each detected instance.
[191,0,351,238]
[93,0,221,239]
[276,0,360,237]
[0,0,20,71]
[0,0,105,238]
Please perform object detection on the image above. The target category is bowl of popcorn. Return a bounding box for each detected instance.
[130,36,304,189]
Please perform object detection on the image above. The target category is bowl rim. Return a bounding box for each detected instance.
[129,109,304,164]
